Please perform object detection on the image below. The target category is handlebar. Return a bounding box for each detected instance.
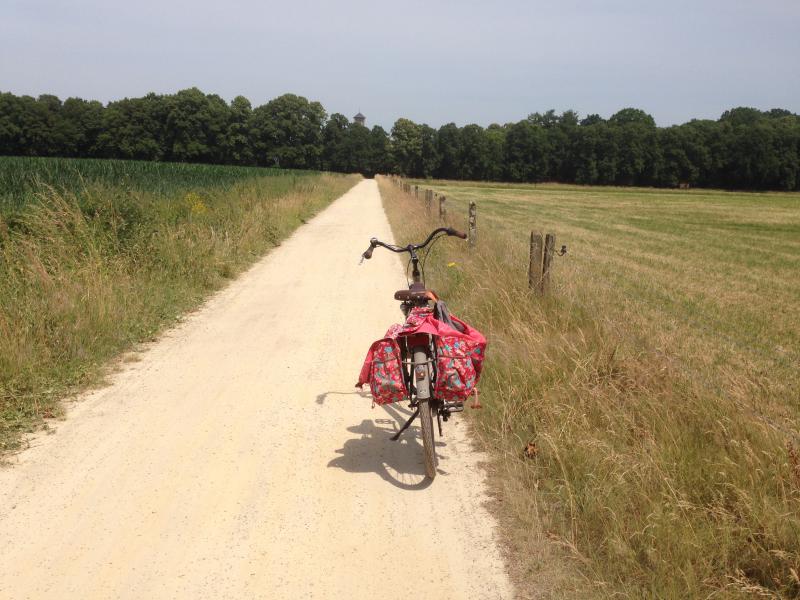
[361,227,466,260]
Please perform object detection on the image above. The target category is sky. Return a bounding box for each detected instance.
[1,0,799,130]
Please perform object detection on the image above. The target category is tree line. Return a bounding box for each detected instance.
[1,87,798,190]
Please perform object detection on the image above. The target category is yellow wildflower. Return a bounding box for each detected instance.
[185,192,209,216]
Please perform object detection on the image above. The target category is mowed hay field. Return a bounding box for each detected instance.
[0,157,358,454]
[383,178,800,598]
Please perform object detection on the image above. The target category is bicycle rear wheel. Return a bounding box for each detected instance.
[418,399,436,479]
[412,347,436,479]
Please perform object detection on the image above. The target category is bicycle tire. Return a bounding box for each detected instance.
[418,399,436,479]
[412,346,436,479]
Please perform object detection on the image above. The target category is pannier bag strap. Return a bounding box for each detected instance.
[433,300,465,333]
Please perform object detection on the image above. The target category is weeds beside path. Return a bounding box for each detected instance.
[0,158,358,455]
[379,177,800,599]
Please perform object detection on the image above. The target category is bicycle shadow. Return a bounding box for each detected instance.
[328,402,449,491]
[316,389,372,405]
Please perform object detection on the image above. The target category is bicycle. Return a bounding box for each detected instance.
[360,227,469,479]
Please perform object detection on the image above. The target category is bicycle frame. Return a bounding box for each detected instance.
[360,227,468,479]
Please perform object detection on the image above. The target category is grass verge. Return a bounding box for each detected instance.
[378,176,800,599]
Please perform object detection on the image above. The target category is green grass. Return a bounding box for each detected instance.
[0,157,358,454]
[0,156,309,215]
[382,177,800,599]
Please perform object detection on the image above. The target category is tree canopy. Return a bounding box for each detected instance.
[1,88,798,190]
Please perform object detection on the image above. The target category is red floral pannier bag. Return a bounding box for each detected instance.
[358,337,405,405]
[357,306,485,405]
[433,316,485,402]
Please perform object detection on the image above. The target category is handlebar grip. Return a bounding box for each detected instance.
[448,228,468,239]
[363,246,374,260]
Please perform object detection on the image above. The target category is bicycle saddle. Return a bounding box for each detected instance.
[394,288,437,301]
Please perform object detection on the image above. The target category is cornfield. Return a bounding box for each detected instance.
[0,156,309,215]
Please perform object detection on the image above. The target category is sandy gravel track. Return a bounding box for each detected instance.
[0,180,513,599]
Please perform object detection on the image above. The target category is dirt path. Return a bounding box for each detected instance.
[0,180,514,600]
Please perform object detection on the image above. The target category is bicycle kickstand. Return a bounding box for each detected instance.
[390,408,419,441]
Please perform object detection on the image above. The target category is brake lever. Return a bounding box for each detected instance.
[359,239,377,265]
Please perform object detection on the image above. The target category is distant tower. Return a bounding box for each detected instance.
[353,111,366,126]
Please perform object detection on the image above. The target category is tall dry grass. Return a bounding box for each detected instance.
[378,176,800,599]
[0,170,358,453]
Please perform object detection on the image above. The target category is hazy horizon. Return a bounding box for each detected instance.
[2,0,798,130]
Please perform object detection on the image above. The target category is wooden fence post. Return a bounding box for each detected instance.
[528,232,544,292]
[542,233,556,294]
[468,202,477,247]
[426,190,432,216]
[414,185,419,200]
[438,195,446,222]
